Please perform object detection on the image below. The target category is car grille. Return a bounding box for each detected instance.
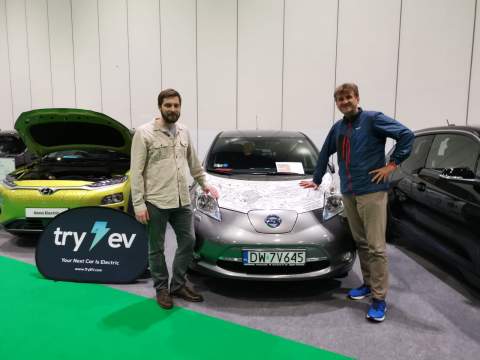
[4,219,46,232]
[216,259,330,275]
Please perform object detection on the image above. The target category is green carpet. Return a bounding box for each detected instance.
[0,256,351,360]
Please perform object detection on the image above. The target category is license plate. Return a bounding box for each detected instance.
[26,208,68,218]
[242,250,306,266]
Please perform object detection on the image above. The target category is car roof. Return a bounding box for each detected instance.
[415,125,480,138]
[218,130,305,138]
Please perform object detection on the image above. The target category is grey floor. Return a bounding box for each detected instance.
[1,227,479,360]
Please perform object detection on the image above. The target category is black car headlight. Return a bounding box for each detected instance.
[196,191,221,222]
[2,175,16,189]
[323,193,344,221]
[87,175,128,188]
[101,193,124,205]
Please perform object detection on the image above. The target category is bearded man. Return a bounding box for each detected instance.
[131,88,218,309]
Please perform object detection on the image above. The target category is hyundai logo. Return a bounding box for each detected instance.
[39,187,55,195]
[265,214,282,228]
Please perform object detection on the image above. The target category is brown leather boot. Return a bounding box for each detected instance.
[156,289,173,309]
[171,285,204,302]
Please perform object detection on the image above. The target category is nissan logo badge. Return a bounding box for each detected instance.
[265,214,282,228]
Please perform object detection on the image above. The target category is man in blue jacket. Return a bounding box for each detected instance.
[300,83,414,322]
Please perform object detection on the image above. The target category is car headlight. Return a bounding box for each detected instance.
[323,193,344,221]
[87,175,128,188]
[196,192,221,222]
[2,175,16,189]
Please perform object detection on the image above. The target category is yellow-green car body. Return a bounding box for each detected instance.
[0,108,132,234]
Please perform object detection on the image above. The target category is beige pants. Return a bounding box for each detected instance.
[342,191,388,300]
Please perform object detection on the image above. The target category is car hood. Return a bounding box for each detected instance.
[204,173,334,214]
[15,108,132,157]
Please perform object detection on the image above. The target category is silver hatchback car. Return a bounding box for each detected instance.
[190,130,355,280]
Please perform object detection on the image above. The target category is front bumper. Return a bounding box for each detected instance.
[0,182,130,234]
[193,207,355,281]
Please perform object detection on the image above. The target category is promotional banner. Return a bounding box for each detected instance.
[36,207,148,283]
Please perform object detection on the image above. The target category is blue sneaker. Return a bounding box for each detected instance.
[366,299,387,322]
[347,284,371,300]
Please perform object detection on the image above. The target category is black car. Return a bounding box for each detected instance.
[0,130,32,168]
[388,125,480,287]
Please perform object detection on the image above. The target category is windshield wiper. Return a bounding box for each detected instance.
[249,171,304,175]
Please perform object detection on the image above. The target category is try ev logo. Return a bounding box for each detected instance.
[53,221,136,252]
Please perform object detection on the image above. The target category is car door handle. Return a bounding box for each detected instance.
[416,182,426,192]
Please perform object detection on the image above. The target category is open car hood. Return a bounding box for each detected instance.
[15,108,132,157]
[203,173,333,214]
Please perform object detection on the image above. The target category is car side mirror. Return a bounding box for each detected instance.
[439,167,480,184]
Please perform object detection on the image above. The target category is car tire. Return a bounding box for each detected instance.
[334,272,349,278]
[127,193,134,215]
[386,203,397,244]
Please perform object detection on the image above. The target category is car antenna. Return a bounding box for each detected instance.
[256,115,259,130]
[446,119,455,126]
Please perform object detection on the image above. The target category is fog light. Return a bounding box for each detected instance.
[342,251,353,262]
[101,193,124,205]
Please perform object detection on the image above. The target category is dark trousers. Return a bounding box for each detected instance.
[146,202,195,293]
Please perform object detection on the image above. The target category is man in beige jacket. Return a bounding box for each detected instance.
[131,88,218,309]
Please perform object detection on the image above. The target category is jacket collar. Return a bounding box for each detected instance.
[342,107,363,123]
[153,117,185,134]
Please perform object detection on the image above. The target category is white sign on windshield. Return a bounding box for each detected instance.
[275,162,305,174]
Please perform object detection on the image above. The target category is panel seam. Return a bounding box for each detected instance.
[4,0,15,126]
[466,0,478,125]
[70,0,77,107]
[96,0,103,111]
[280,0,286,130]
[394,0,403,120]
[24,0,32,108]
[126,0,133,128]
[46,0,54,106]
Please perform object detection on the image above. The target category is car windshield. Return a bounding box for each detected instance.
[205,136,318,175]
[43,149,129,162]
[0,136,26,156]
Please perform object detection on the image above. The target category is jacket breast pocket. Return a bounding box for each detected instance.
[177,138,188,158]
[150,143,171,161]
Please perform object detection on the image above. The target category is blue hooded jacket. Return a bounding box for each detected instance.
[313,109,414,195]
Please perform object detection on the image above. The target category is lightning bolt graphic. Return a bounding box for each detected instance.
[89,221,110,251]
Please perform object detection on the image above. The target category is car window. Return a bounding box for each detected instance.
[400,135,434,174]
[426,133,480,172]
[477,155,480,178]
[206,136,318,174]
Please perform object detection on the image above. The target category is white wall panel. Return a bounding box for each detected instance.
[0,0,13,128]
[160,0,197,144]
[283,0,337,147]
[468,1,480,126]
[48,0,76,107]
[396,0,475,129]
[197,0,236,158]
[71,0,102,112]
[26,0,52,108]
[336,0,400,119]
[237,0,283,130]
[128,0,161,129]
[98,0,131,127]
[5,0,31,120]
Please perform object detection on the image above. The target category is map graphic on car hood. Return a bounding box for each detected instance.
[204,173,334,214]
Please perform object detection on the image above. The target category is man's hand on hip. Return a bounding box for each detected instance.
[135,209,150,224]
[369,162,397,184]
